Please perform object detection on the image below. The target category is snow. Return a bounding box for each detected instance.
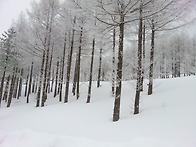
[0,76,196,147]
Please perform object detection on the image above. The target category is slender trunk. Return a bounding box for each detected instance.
[13,68,19,98]
[141,24,145,91]
[134,3,143,115]
[32,78,35,93]
[17,68,23,99]
[64,16,76,103]
[59,33,66,102]
[3,75,10,102]
[57,60,62,95]
[24,69,29,97]
[7,67,16,107]
[27,62,33,103]
[76,27,83,100]
[113,14,124,122]
[148,20,155,95]
[112,29,116,96]
[54,59,59,97]
[97,48,102,88]
[72,56,78,96]
[50,68,54,93]
[47,44,54,93]
[36,50,45,107]
[0,56,8,106]
[86,38,95,103]
[0,69,6,107]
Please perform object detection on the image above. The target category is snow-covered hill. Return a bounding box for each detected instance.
[0,76,196,147]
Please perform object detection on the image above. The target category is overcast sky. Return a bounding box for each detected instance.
[0,0,40,35]
[0,0,195,36]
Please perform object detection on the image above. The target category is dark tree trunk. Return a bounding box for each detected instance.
[3,75,10,102]
[47,45,53,93]
[13,68,19,98]
[134,4,143,115]
[140,24,146,92]
[50,68,54,93]
[41,43,50,107]
[76,26,83,100]
[86,38,95,103]
[32,78,35,94]
[72,56,78,96]
[0,69,6,107]
[113,14,124,122]
[27,62,34,103]
[57,60,62,95]
[59,33,66,102]
[54,59,59,98]
[17,68,23,99]
[36,50,45,107]
[24,69,29,97]
[148,20,155,95]
[7,67,16,107]
[97,48,102,88]
[112,29,116,96]
[64,16,76,103]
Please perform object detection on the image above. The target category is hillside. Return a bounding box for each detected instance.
[0,76,196,147]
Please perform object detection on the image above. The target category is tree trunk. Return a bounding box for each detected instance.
[24,69,29,97]
[72,56,78,96]
[36,50,45,107]
[148,20,155,95]
[27,62,33,103]
[134,3,143,115]
[7,67,16,107]
[47,45,54,93]
[50,68,54,93]
[112,29,116,96]
[76,27,83,100]
[13,68,19,98]
[97,48,102,88]
[54,59,59,98]
[64,16,76,103]
[86,38,95,103]
[140,24,146,92]
[3,75,10,102]
[113,14,124,122]
[59,33,66,102]
[17,68,23,99]
[0,69,6,107]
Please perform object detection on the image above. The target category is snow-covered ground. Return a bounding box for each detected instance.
[0,76,196,147]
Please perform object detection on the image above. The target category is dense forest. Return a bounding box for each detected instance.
[0,0,196,122]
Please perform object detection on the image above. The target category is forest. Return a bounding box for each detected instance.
[0,0,196,123]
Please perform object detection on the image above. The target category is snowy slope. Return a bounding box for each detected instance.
[0,76,196,147]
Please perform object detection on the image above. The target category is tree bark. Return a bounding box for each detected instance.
[7,67,16,107]
[3,75,10,102]
[59,33,66,102]
[76,26,83,100]
[24,69,29,97]
[36,50,45,107]
[27,62,33,103]
[134,3,143,115]
[54,59,59,98]
[148,19,155,95]
[86,38,95,103]
[113,14,124,122]
[64,16,76,103]
[112,29,116,96]
[0,69,6,107]
[97,48,102,88]
[17,68,23,99]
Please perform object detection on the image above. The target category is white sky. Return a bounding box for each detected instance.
[0,0,40,35]
[0,0,195,36]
